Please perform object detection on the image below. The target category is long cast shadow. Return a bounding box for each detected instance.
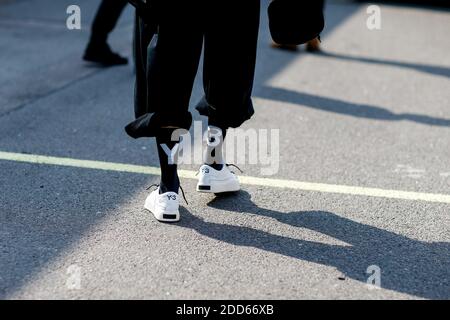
[0,163,155,298]
[177,191,450,299]
[257,86,450,127]
[319,51,450,79]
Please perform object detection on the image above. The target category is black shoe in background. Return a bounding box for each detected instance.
[83,42,128,67]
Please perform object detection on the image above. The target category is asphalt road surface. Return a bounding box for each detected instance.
[0,0,449,299]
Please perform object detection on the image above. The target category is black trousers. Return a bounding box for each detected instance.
[144,0,261,132]
[90,0,128,44]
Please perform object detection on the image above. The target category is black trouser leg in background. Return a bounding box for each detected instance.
[84,0,129,65]
[90,0,129,44]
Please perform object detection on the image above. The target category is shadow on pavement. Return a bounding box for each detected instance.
[257,86,450,127]
[0,164,153,299]
[177,191,450,299]
[320,51,450,80]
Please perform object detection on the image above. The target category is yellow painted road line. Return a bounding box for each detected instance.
[1,151,449,204]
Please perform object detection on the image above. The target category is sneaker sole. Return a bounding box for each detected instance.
[144,203,180,223]
[196,180,240,194]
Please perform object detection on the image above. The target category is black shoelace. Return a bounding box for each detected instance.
[226,164,243,174]
[146,184,188,205]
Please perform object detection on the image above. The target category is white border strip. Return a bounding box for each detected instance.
[1,151,449,204]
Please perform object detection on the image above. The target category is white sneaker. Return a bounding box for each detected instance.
[196,164,240,193]
[144,187,180,222]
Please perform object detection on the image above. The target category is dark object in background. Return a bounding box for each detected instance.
[306,37,322,52]
[83,43,128,66]
[83,0,129,67]
[269,0,325,46]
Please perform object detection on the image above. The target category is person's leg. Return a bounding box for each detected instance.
[84,0,129,65]
[197,0,260,129]
[90,0,128,44]
[196,1,259,194]
[148,3,203,194]
[306,0,325,52]
[197,123,240,194]
[156,128,180,194]
[145,1,203,128]
[203,125,227,171]
[143,2,204,221]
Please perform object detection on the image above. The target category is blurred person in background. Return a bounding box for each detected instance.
[272,0,324,52]
[83,0,129,66]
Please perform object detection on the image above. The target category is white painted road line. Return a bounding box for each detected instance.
[1,151,450,204]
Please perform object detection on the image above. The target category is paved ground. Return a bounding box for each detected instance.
[0,0,449,300]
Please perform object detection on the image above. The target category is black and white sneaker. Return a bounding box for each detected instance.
[144,187,180,222]
[196,164,240,194]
